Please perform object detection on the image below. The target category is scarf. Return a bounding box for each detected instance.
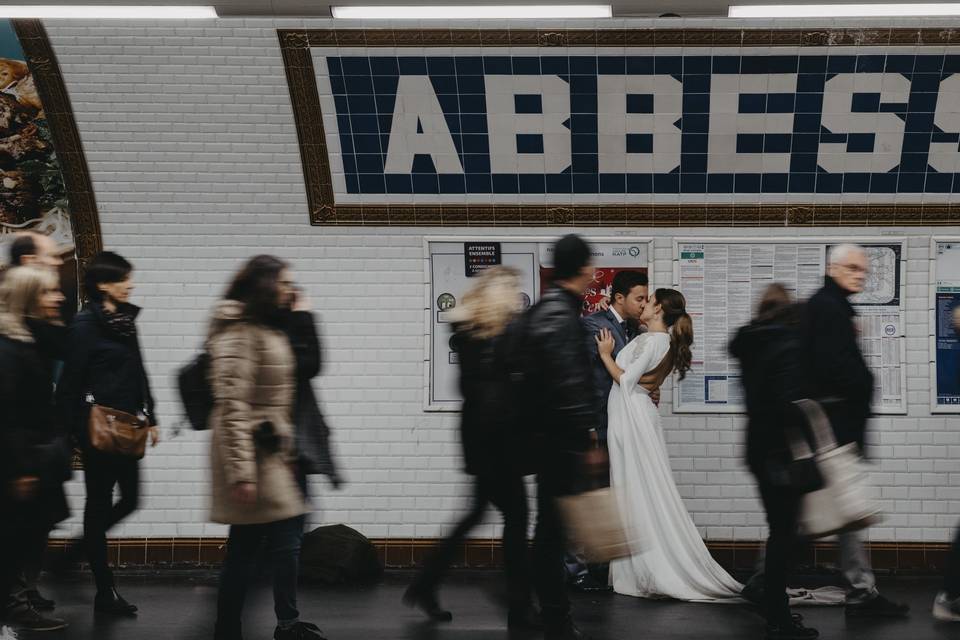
[98,303,137,339]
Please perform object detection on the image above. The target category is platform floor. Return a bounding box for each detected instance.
[7,571,956,640]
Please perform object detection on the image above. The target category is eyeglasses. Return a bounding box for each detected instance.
[838,263,868,274]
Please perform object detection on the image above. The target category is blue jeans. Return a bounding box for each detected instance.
[215,516,304,636]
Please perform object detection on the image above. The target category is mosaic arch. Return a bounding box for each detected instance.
[2,19,102,316]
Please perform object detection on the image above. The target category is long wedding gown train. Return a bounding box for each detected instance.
[607,332,743,601]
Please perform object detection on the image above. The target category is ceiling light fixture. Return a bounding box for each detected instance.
[729,3,960,17]
[0,5,218,19]
[331,4,612,19]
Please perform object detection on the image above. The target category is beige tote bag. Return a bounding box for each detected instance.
[791,399,882,539]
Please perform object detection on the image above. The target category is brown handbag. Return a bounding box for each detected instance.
[87,404,149,459]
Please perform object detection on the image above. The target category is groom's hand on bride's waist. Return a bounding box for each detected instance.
[650,387,661,406]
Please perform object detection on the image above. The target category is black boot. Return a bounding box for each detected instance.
[845,593,910,618]
[94,588,138,615]
[765,615,819,640]
[402,584,452,622]
[544,616,591,640]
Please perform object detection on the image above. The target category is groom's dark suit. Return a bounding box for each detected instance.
[582,308,637,442]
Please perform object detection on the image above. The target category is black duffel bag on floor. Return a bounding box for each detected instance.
[299,524,383,585]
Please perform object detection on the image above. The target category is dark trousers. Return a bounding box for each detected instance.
[414,472,530,610]
[533,469,571,628]
[15,526,48,594]
[82,451,140,593]
[215,516,304,637]
[0,505,46,611]
[945,523,960,598]
[753,469,803,625]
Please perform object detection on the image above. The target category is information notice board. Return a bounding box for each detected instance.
[932,239,960,411]
[675,239,906,414]
[426,237,651,410]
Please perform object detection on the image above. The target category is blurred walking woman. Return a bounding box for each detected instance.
[0,267,71,632]
[404,266,536,629]
[210,256,322,640]
[57,252,158,615]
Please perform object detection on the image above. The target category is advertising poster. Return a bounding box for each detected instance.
[676,240,905,414]
[934,241,960,408]
[428,239,650,409]
[538,243,649,317]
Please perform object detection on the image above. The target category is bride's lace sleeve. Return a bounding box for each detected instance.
[619,335,666,392]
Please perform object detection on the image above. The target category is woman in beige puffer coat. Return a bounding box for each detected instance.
[210,255,323,640]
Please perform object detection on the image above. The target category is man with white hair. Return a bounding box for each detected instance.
[802,243,909,618]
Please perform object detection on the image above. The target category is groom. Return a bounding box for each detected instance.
[582,270,649,443]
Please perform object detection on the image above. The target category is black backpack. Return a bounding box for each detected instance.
[177,352,213,430]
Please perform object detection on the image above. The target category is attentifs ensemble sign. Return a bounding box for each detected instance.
[280,28,960,225]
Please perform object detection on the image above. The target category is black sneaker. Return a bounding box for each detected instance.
[766,617,819,640]
[24,589,55,611]
[846,593,910,618]
[274,621,328,640]
[4,605,68,631]
[94,588,138,616]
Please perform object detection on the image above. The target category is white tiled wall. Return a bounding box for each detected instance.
[43,17,960,542]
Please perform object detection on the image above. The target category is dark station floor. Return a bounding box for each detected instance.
[8,571,957,640]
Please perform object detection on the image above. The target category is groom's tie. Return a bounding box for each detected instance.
[620,321,629,340]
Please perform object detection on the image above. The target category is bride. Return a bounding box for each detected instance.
[596,288,742,601]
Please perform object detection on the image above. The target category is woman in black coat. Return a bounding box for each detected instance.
[0,266,71,632]
[729,284,818,640]
[403,266,536,629]
[56,252,158,615]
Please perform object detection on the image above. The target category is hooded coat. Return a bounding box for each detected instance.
[207,300,305,525]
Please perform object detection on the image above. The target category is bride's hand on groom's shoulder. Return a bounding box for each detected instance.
[595,328,615,356]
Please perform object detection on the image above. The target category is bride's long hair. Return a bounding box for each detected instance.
[452,266,523,339]
[654,288,693,380]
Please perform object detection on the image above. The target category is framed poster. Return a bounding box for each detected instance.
[425,236,653,411]
[674,238,906,415]
[931,238,960,412]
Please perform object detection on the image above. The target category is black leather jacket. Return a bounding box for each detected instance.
[523,286,597,454]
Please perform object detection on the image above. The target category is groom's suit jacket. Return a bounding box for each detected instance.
[582,309,639,441]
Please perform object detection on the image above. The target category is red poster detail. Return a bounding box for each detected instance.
[539,267,648,317]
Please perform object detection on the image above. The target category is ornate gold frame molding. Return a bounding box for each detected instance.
[13,19,102,264]
[280,27,960,227]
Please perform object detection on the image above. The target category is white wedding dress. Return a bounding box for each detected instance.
[607,332,743,601]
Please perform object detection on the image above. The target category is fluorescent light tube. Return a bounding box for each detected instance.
[0,5,218,19]
[730,3,960,17]
[331,5,613,19]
